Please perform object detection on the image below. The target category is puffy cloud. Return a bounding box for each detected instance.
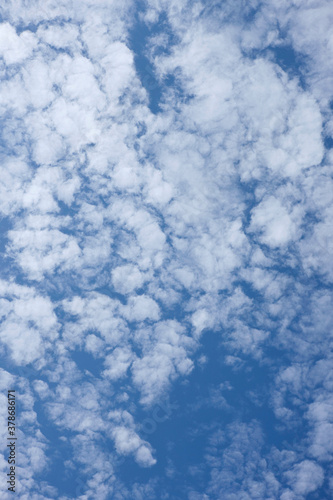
[0,280,58,365]
[123,295,160,322]
[0,23,36,65]
[0,0,332,498]
[112,426,156,467]
[285,460,324,496]
[250,196,300,247]
[103,347,134,380]
[112,264,146,294]
[108,410,156,467]
[132,321,194,405]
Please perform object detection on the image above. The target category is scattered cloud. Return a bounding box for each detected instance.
[0,0,332,497]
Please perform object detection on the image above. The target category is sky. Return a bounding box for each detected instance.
[0,0,332,498]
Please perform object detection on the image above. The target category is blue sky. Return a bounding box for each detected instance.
[0,0,333,499]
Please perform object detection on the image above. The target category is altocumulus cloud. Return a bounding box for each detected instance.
[0,0,332,498]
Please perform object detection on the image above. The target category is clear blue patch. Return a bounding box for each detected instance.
[270,45,307,88]
[0,216,11,254]
[71,350,104,378]
[324,136,333,149]
[128,12,164,114]
[128,7,187,114]
[112,327,308,497]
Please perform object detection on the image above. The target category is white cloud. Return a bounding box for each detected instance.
[109,411,156,467]
[0,23,36,65]
[132,321,194,405]
[112,264,145,294]
[8,228,81,281]
[285,460,324,496]
[0,0,332,497]
[37,23,80,50]
[123,295,160,322]
[250,196,300,247]
[103,347,133,380]
[0,280,58,365]
[307,396,333,461]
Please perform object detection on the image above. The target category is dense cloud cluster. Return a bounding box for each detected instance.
[0,0,332,498]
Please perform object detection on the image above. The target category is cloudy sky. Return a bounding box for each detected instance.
[0,0,332,498]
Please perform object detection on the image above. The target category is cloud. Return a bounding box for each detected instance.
[0,0,332,497]
[132,321,195,405]
[285,460,324,496]
[123,295,160,322]
[0,23,36,65]
[250,196,299,248]
[108,410,156,467]
[103,347,134,380]
[307,396,333,461]
[0,280,58,365]
[112,264,146,294]
[112,426,156,467]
